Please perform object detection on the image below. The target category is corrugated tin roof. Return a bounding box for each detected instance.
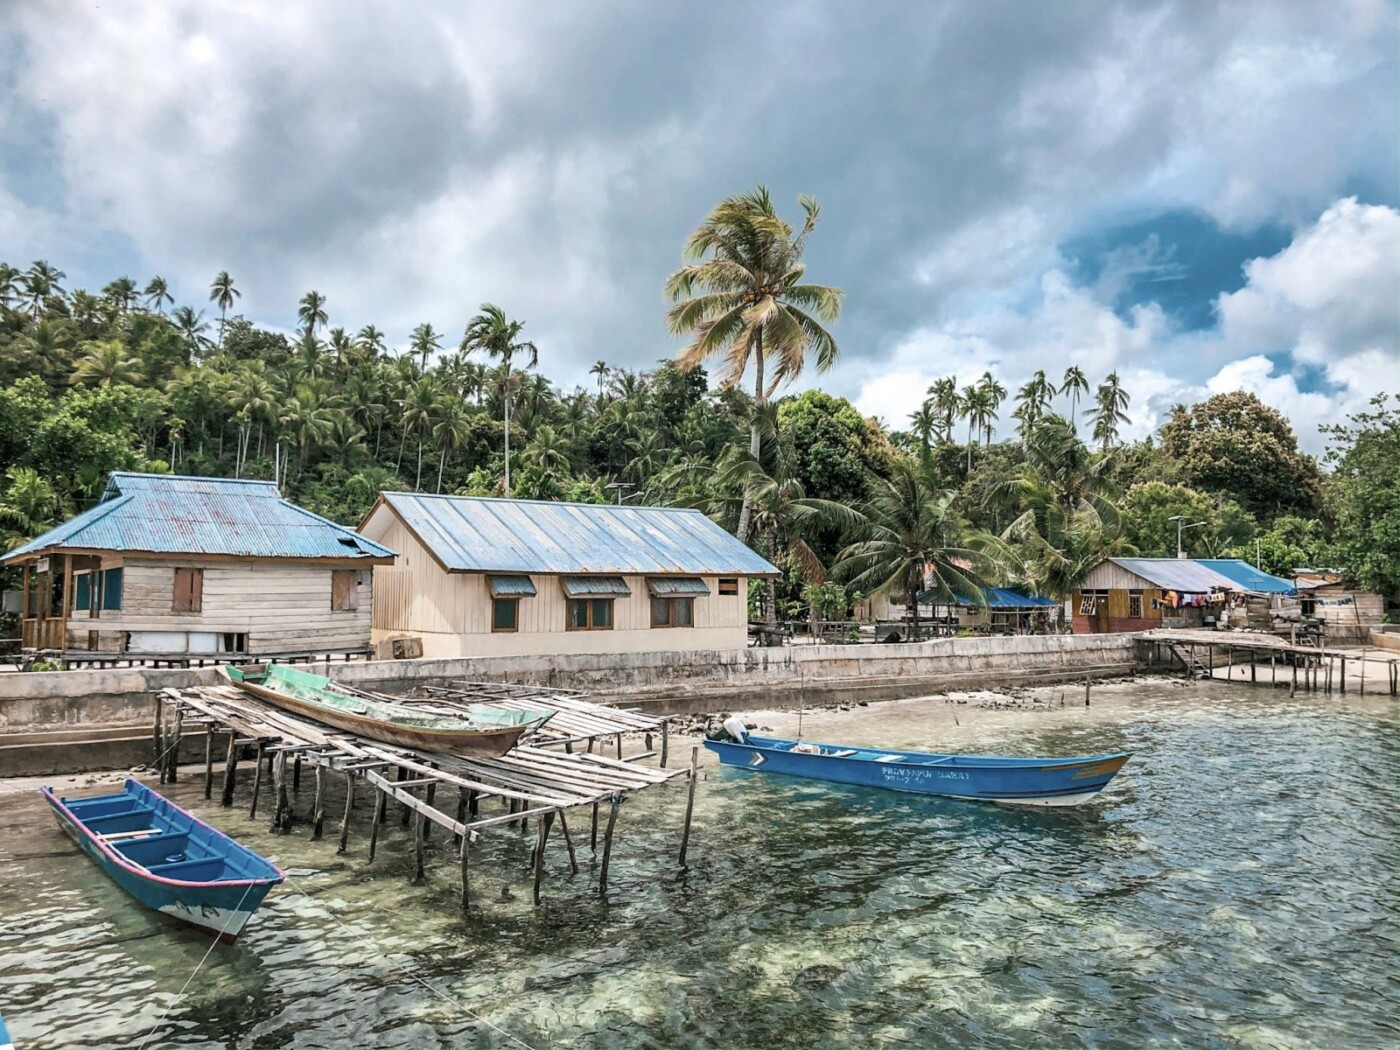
[919,586,1059,608]
[486,574,538,597]
[1,473,396,563]
[1108,558,1244,592]
[560,575,633,597]
[1197,559,1297,595]
[374,493,780,577]
[647,576,711,596]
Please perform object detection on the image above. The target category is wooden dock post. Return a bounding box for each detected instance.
[273,751,292,832]
[220,733,240,807]
[532,811,554,906]
[167,707,182,782]
[459,834,471,911]
[369,787,387,862]
[598,793,622,895]
[590,801,599,854]
[337,771,354,854]
[249,742,266,819]
[556,809,580,875]
[293,753,302,793]
[1340,658,1347,694]
[203,728,215,800]
[1226,647,1233,680]
[1084,677,1091,707]
[679,746,700,867]
[423,764,437,842]
[455,787,468,846]
[468,788,479,818]
[615,733,624,760]
[311,764,326,840]
[412,809,426,883]
[152,693,164,774]
[660,721,669,769]
[1251,651,1257,684]
[398,765,411,825]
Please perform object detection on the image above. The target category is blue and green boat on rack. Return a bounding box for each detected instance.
[704,722,1130,807]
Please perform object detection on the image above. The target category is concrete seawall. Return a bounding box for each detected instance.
[0,634,1138,774]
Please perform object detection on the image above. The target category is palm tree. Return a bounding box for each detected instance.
[69,340,142,388]
[171,306,212,357]
[1087,373,1131,451]
[28,320,76,381]
[665,186,842,543]
[589,360,609,397]
[908,402,940,460]
[432,400,474,493]
[1014,369,1056,439]
[925,377,959,445]
[102,277,139,313]
[209,271,240,348]
[959,384,990,472]
[460,303,538,496]
[1060,366,1090,429]
[522,423,570,475]
[228,368,276,476]
[0,466,59,551]
[23,260,66,317]
[297,290,328,337]
[277,384,335,481]
[0,263,19,309]
[396,376,440,490]
[997,414,1127,598]
[976,371,1007,444]
[833,456,1003,640]
[355,325,387,360]
[143,277,174,314]
[410,323,442,372]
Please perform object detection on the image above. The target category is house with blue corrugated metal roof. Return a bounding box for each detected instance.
[1073,557,1294,634]
[358,493,779,659]
[2,473,395,658]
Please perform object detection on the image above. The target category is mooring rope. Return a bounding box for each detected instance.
[279,869,540,1050]
[135,880,257,1050]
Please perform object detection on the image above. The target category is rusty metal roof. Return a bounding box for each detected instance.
[1,473,395,563]
[1108,558,1248,592]
[373,492,779,577]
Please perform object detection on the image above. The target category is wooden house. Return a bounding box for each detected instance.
[1,473,395,657]
[1072,557,1294,634]
[358,493,779,659]
[1293,570,1387,645]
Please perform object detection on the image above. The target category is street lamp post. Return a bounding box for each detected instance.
[1169,514,1208,559]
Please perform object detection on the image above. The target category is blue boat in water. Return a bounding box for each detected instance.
[1,1007,14,1050]
[704,723,1131,807]
[42,779,283,943]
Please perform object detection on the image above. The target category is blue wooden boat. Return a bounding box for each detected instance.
[0,1007,13,1050]
[704,727,1131,807]
[42,779,283,943]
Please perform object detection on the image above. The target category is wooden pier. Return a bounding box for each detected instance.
[1142,629,1400,697]
[153,682,693,909]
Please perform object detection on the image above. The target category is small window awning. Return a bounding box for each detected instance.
[487,574,537,598]
[646,576,710,597]
[560,575,631,598]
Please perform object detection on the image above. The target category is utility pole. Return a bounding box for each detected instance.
[1169,514,1208,559]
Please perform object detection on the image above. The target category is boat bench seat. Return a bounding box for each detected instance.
[874,755,904,763]
[145,857,227,880]
[828,749,859,758]
[83,805,157,826]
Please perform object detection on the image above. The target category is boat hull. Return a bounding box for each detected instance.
[704,735,1130,807]
[225,674,528,755]
[43,780,282,943]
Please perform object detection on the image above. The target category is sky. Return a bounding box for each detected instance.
[1,1,1396,455]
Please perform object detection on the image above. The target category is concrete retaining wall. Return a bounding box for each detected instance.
[1,634,1137,729]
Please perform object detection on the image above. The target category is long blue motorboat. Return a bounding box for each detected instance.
[704,724,1131,807]
[1,1007,13,1050]
[42,779,283,943]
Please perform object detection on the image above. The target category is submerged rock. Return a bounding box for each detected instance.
[793,963,846,988]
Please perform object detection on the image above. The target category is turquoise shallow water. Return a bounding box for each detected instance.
[1,684,1397,1049]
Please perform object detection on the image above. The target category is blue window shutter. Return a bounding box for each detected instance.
[102,568,123,610]
[75,574,91,611]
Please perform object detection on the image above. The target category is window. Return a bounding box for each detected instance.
[567,598,614,630]
[102,568,123,610]
[75,572,93,612]
[651,596,695,628]
[718,578,739,596]
[1078,589,1107,615]
[172,568,203,613]
[492,597,519,632]
[220,632,248,653]
[1128,592,1144,618]
[331,569,359,611]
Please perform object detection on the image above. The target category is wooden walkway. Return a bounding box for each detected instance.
[1141,629,1400,696]
[154,683,697,908]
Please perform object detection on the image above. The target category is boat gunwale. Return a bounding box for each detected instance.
[42,781,284,891]
[718,735,1133,770]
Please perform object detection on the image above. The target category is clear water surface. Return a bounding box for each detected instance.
[0,682,1396,1049]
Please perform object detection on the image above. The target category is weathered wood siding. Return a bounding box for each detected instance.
[64,555,373,654]
[362,505,751,658]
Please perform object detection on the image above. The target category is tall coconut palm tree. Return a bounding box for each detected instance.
[1060,366,1090,429]
[665,186,842,543]
[170,306,213,359]
[833,456,1003,640]
[24,260,67,317]
[460,303,537,496]
[326,327,354,368]
[209,271,240,348]
[28,320,76,382]
[432,400,473,493]
[69,340,142,388]
[908,402,940,460]
[143,277,174,314]
[926,376,959,444]
[355,325,387,360]
[1087,372,1131,451]
[102,277,139,313]
[976,371,1007,444]
[959,384,992,472]
[396,376,440,490]
[589,360,609,397]
[522,423,570,475]
[0,263,19,309]
[1014,369,1056,439]
[297,290,328,337]
[410,323,442,372]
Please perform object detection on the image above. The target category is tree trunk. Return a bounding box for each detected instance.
[396,423,407,473]
[735,332,763,544]
[966,420,974,473]
[416,439,424,491]
[910,568,922,642]
[437,446,447,493]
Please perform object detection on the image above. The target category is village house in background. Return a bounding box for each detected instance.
[358,493,779,659]
[1292,569,1387,646]
[1071,557,1295,634]
[1,473,395,658]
